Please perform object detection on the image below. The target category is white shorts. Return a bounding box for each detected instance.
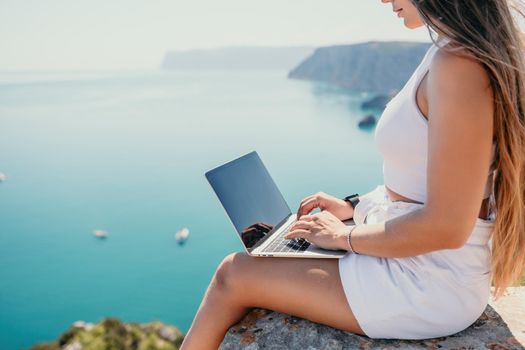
[338,185,495,339]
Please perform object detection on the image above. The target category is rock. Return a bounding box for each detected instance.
[358,114,377,129]
[30,317,184,350]
[72,321,86,328]
[361,92,397,110]
[159,326,181,342]
[63,341,82,350]
[162,46,314,71]
[220,287,525,349]
[288,41,431,94]
[72,321,94,331]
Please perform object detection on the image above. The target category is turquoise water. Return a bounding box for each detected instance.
[0,69,384,349]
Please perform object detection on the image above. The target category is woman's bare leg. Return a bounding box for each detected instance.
[180,252,364,350]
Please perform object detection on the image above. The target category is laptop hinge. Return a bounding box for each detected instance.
[249,213,293,253]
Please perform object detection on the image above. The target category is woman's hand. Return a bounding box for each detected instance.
[284,211,350,251]
[295,191,354,221]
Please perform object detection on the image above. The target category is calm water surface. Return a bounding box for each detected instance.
[0,69,384,349]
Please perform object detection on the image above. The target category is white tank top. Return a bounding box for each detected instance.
[374,37,496,203]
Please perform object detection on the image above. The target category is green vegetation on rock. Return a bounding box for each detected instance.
[29,318,184,350]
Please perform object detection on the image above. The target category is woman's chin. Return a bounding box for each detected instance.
[403,19,425,29]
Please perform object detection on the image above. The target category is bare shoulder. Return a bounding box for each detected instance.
[428,44,492,98]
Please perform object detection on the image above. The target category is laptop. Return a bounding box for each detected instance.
[205,151,350,258]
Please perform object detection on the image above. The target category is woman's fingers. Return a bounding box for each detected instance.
[290,218,313,230]
[296,195,315,218]
[298,215,314,221]
[284,228,310,240]
[297,197,321,218]
[285,218,313,239]
[298,195,315,208]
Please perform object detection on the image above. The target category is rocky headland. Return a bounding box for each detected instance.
[288,41,431,94]
[161,42,432,114]
[31,287,525,350]
[30,318,184,350]
[220,287,525,349]
[161,46,314,71]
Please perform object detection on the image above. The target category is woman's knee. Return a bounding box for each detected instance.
[212,251,252,294]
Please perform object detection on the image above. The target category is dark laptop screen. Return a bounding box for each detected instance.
[205,151,292,250]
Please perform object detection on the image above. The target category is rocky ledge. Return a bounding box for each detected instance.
[30,318,184,350]
[220,287,525,349]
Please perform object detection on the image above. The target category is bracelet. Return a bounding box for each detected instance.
[346,225,359,254]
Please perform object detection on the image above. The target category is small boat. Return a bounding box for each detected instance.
[175,227,190,244]
[0,172,7,182]
[93,229,108,239]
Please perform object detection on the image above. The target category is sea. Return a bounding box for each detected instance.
[0,69,385,349]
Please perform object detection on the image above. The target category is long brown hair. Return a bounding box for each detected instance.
[410,0,525,299]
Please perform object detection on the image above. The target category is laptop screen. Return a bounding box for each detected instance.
[205,151,292,250]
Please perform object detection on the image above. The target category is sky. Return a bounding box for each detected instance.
[0,0,501,71]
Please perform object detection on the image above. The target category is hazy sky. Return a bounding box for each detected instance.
[0,1,448,71]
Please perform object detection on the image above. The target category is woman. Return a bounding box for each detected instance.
[181,0,525,348]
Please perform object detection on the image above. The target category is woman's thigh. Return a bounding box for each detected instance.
[218,252,365,336]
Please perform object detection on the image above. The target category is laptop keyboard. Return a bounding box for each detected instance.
[260,223,311,253]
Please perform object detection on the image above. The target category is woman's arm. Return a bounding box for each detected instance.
[288,47,494,257]
[338,47,494,258]
[295,187,378,222]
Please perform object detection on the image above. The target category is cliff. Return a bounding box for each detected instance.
[220,287,525,349]
[30,318,184,350]
[161,46,314,71]
[29,288,525,349]
[288,41,432,94]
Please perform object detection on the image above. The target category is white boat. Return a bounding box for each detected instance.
[0,172,7,182]
[93,229,108,239]
[175,227,190,243]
